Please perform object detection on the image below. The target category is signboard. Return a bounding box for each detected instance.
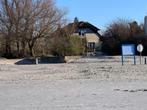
[121,44,136,65]
[137,44,143,53]
[122,44,135,55]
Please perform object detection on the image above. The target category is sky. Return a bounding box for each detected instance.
[56,0,147,31]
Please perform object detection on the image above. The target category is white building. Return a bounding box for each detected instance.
[144,16,147,35]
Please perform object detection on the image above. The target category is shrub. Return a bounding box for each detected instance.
[69,36,85,55]
[51,35,85,56]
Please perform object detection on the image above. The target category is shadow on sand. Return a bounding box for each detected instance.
[83,55,115,59]
[15,56,65,65]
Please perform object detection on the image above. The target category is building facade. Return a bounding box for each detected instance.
[71,21,102,53]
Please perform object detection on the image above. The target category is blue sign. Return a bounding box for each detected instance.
[121,44,136,65]
[122,44,135,55]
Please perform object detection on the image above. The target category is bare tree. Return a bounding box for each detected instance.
[0,0,66,57]
[104,19,130,42]
[0,0,15,57]
[129,21,144,37]
[102,18,145,55]
[23,0,65,56]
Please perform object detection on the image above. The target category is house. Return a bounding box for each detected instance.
[66,21,103,53]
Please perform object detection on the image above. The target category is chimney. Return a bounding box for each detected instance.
[144,16,147,35]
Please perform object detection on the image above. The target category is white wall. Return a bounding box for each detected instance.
[144,16,147,35]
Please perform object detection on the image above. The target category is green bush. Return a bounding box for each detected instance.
[51,35,85,56]
[69,36,85,55]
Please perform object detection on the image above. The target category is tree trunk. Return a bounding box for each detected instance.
[5,39,12,58]
[28,42,34,57]
[16,41,20,56]
[21,41,26,57]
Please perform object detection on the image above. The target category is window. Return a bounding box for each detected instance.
[78,29,86,36]
[88,42,95,49]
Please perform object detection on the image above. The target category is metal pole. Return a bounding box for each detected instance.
[140,52,142,64]
[145,58,147,64]
[134,55,136,65]
[121,55,124,66]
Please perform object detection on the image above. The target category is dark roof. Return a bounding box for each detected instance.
[65,21,102,39]
[67,21,100,33]
[77,21,100,31]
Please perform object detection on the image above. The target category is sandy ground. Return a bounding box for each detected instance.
[0,56,147,110]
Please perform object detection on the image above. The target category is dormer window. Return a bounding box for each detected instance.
[78,29,86,36]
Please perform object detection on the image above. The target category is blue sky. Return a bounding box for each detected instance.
[56,0,147,31]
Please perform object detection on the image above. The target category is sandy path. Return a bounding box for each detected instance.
[0,56,147,110]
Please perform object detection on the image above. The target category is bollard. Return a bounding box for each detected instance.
[145,58,147,64]
[36,58,38,65]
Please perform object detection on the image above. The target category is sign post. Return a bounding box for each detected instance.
[137,44,143,64]
[121,44,136,65]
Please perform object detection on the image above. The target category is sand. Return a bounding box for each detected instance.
[0,56,147,110]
